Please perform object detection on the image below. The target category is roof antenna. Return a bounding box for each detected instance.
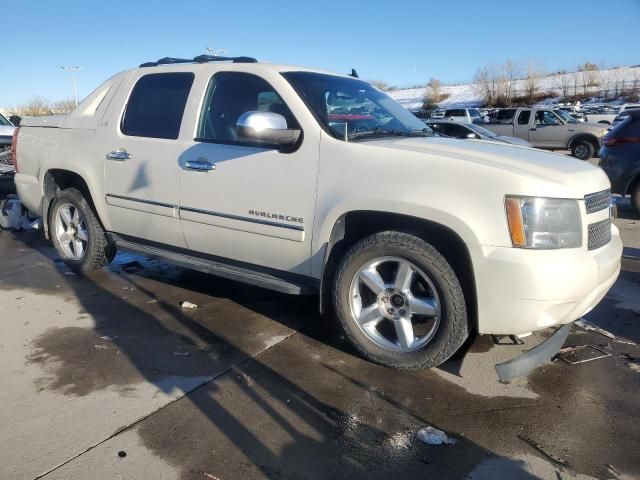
[350,68,359,78]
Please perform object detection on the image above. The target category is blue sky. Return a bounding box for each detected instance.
[1,0,638,106]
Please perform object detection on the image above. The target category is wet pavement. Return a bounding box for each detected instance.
[1,207,639,480]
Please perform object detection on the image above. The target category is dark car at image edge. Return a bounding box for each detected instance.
[599,109,640,216]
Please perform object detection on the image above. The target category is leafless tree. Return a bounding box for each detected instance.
[52,99,77,114]
[474,65,500,106]
[579,62,600,94]
[15,97,53,116]
[556,70,572,99]
[501,59,518,105]
[422,78,446,111]
[369,80,391,91]
[523,60,543,104]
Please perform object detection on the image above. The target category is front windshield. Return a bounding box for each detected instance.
[283,71,433,141]
[0,114,11,126]
[469,109,481,118]
[467,124,498,138]
[554,109,576,123]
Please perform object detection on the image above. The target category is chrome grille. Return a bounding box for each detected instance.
[588,218,612,250]
[584,189,611,214]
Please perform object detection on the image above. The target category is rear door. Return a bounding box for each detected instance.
[513,110,532,140]
[102,71,195,247]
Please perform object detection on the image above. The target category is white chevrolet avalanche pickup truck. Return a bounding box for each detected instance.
[12,55,623,379]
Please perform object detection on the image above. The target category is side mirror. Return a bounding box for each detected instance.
[235,111,300,147]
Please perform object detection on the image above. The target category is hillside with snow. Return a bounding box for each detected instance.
[388,65,640,110]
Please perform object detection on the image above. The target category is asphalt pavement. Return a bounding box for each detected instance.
[0,202,639,480]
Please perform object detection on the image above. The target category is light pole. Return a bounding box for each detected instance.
[60,66,82,106]
[205,47,227,57]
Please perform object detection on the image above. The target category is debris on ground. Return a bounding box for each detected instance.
[180,301,198,309]
[575,319,616,339]
[605,464,619,476]
[625,356,640,373]
[173,351,191,356]
[556,345,611,365]
[518,435,570,467]
[117,450,127,458]
[199,472,221,480]
[0,195,40,231]
[416,426,457,445]
[235,371,254,386]
[94,344,109,350]
[121,260,144,273]
[147,298,159,304]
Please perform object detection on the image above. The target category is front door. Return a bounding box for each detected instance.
[529,110,568,148]
[178,71,319,275]
[103,71,195,247]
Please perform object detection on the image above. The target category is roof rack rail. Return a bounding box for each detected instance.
[139,55,258,68]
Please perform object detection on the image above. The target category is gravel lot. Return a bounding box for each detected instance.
[0,198,638,480]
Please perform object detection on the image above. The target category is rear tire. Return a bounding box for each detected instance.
[333,231,468,369]
[49,188,116,272]
[571,140,595,160]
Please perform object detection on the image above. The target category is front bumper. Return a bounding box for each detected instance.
[495,322,572,382]
[473,225,622,336]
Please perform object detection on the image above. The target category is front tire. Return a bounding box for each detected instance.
[333,231,468,369]
[571,140,595,160]
[50,188,116,272]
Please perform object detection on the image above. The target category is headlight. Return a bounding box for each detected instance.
[505,196,582,249]
[599,129,609,137]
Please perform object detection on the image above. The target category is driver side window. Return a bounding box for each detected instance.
[197,72,299,146]
[535,111,561,126]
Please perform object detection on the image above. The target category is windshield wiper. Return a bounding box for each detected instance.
[348,128,430,142]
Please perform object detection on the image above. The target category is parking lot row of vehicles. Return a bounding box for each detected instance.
[422,107,609,159]
[10,55,622,376]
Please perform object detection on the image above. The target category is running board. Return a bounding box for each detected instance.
[110,235,316,295]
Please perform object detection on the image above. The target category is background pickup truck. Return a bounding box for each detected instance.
[483,107,610,160]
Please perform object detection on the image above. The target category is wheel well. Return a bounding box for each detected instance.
[42,170,97,239]
[569,134,599,152]
[321,211,477,332]
[628,174,640,196]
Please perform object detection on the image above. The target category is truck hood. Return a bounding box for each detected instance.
[366,136,610,197]
[574,122,610,134]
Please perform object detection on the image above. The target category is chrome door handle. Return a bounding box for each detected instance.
[106,149,132,161]
[185,159,215,172]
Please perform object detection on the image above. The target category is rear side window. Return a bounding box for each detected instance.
[122,72,194,139]
[496,109,516,122]
[446,109,465,117]
[518,111,531,125]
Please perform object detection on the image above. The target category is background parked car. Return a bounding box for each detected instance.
[612,105,640,127]
[599,109,640,216]
[483,107,608,159]
[426,120,532,146]
[555,106,586,122]
[583,105,619,124]
[437,108,487,124]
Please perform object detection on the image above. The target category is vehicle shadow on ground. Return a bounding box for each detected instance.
[3,230,540,480]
